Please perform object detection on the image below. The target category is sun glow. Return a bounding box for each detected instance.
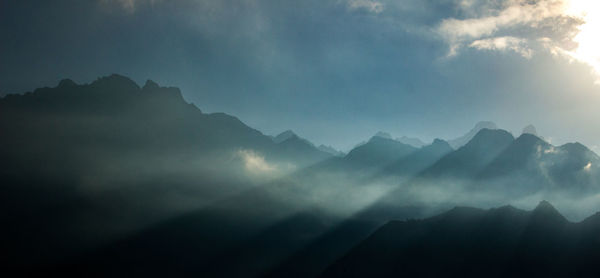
[564,0,600,81]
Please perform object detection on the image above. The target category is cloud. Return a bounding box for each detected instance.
[346,0,384,14]
[237,149,276,174]
[435,0,600,82]
[436,1,580,56]
[469,36,533,58]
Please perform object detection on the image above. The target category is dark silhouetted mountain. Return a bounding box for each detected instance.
[522,124,538,136]
[397,135,426,148]
[265,205,433,278]
[448,121,498,149]
[321,201,600,278]
[58,204,334,278]
[344,136,417,167]
[0,75,332,271]
[422,128,514,178]
[0,74,331,174]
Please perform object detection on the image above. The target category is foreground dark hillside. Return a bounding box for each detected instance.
[322,201,600,278]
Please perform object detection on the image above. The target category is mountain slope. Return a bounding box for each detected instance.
[381,138,453,178]
[421,128,514,178]
[344,135,417,167]
[272,134,332,166]
[477,133,600,194]
[322,201,600,278]
[397,136,426,148]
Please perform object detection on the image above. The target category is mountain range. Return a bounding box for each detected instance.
[3,75,600,277]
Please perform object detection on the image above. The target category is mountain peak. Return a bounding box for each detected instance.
[57,78,77,88]
[468,128,514,147]
[368,134,395,143]
[531,200,566,222]
[423,138,453,153]
[559,142,590,154]
[346,135,417,166]
[535,200,554,210]
[431,138,450,147]
[91,74,140,91]
[374,131,392,139]
[522,124,538,136]
[474,121,498,130]
[142,79,160,91]
[273,130,298,143]
[514,132,546,146]
[448,121,498,149]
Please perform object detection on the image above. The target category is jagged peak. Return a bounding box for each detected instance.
[273,130,299,143]
[277,130,297,137]
[559,142,590,153]
[535,200,555,210]
[430,138,451,147]
[374,131,392,139]
[514,133,547,146]
[142,79,160,91]
[467,128,514,146]
[522,124,538,136]
[448,121,499,149]
[91,74,140,91]
[531,200,567,222]
[57,78,77,88]
[473,121,498,130]
[368,135,397,143]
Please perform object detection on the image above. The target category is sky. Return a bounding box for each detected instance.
[1,0,600,151]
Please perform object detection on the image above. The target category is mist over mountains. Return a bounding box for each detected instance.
[2,75,600,277]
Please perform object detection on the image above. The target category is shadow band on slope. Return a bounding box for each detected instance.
[321,201,600,278]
